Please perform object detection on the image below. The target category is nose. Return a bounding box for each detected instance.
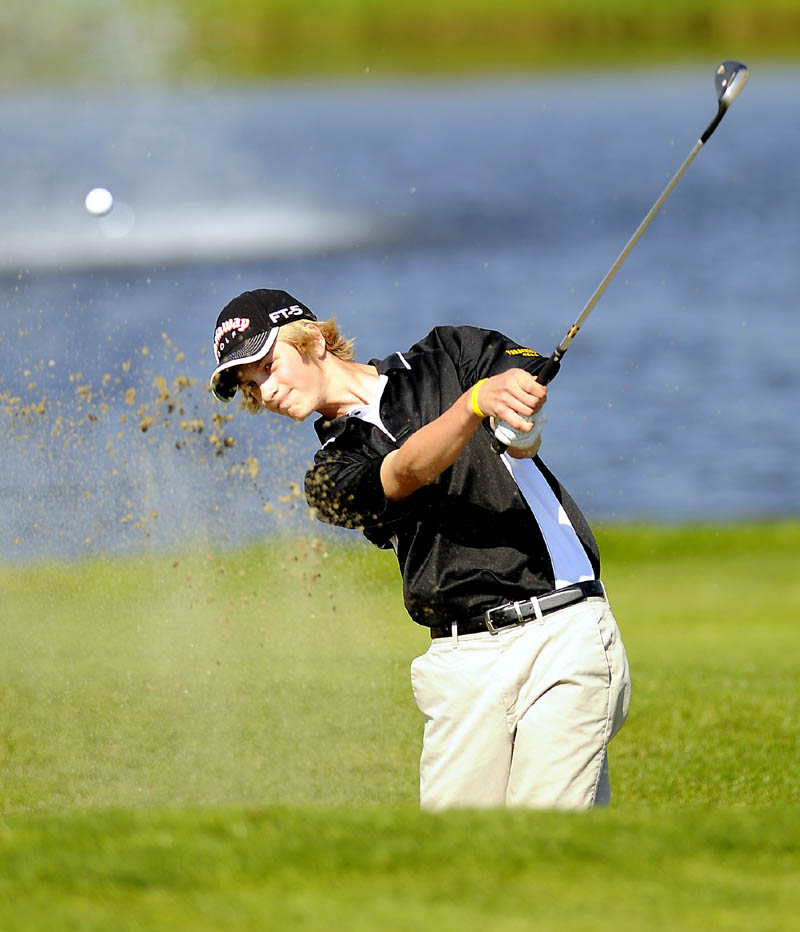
[259,372,280,408]
[259,379,273,404]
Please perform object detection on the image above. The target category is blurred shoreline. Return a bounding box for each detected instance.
[2,0,800,90]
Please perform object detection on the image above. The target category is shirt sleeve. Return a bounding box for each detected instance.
[305,444,386,530]
[304,418,413,547]
[406,325,556,389]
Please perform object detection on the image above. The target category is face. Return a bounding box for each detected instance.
[236,336,324,421]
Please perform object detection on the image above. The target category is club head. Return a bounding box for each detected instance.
[715,61,749,109]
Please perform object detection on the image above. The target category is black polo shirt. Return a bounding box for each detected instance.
[305,326,600,628]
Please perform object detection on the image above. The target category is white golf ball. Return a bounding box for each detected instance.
[85,187,114,217]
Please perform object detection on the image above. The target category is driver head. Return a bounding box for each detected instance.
[716,61,750,109]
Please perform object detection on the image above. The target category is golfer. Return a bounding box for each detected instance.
[210,288,631,811]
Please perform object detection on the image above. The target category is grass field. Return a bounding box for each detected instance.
[2,521,799,928]
[155,0,800,79]
[9,1,800,96]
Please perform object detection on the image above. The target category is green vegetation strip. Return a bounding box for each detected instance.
[1,805,799,931]
[1,521,798,928]
[153,0,800,78]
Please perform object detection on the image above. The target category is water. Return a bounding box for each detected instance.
[2,67,799,562]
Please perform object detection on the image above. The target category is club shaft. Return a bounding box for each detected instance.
[492,135,708,450]
[491,63,748,454]
[552,137,704,364]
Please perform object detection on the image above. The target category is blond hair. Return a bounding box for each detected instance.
[280,318,355,361]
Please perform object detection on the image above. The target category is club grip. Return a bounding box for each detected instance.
[534,355,560,386]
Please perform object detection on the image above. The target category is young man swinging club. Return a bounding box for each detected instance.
[210,288,631,811]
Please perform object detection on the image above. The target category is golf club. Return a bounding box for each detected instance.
[492,60,750,454]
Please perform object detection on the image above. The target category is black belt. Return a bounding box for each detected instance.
[429,579,606,639]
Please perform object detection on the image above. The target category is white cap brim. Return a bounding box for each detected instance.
[209,327,279,402]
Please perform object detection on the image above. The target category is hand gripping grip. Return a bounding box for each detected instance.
[491,355,559,454]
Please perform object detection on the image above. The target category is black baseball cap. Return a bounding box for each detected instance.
[209,289,316,402]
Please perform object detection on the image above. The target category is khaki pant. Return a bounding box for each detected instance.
[410,595,631,810]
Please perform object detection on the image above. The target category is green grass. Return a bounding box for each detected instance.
[11,0,800,94]
[8,0,800,92]
[152,0,800,80]
[0,538,423,813]
[597,523,800,805]
[2,521,799,928]
[2,807,799,931]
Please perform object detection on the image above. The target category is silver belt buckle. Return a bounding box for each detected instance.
[483,605,504,635]
[483,601,526,635]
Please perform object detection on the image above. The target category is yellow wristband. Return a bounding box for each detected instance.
[471,379,488,419]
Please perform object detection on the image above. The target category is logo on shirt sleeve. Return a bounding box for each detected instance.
[505,347,540,357]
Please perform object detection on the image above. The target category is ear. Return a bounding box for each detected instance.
[306,322,327,359]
